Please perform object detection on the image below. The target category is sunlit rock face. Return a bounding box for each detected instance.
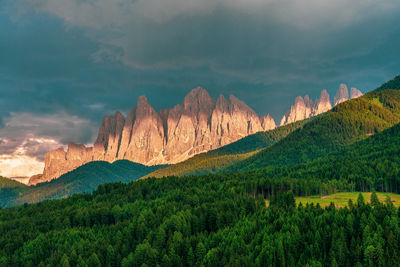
[34,144,93,186]
[280,84,362,126]
[260,114,276,131]
[34,87,276,184]
[280,95,313,126]
[313,89,332,116]
[350,87,363,99]
[334,84,349,106]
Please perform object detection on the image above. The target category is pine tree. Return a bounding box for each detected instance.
[106,245,116,267]
[187,247,194,267]
[370,192,380,207]
[76,256,88,267]
[357,193,365,207]
[87,253,101,267]
[61,254,70,267]
[196,242,206,265]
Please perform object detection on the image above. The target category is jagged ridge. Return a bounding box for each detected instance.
[34,87,277,184]
[280,84,362,126]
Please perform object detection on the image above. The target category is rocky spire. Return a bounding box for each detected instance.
[313,89,332,116]
[183,87,215,118]
[280,95,312,126]
[350,87,363,99]
[93,111,125,161]
[125,96,165,164]
[261,114,276,131]
[117,107,136,159]
[334,84,349,106]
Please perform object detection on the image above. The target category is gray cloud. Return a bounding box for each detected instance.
[10,0,400,76]
[1,0,400,172]
[0,112,98,160]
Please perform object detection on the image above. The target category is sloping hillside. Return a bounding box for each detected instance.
[244,122,400,193]
[144,120,307,178]
[375,74,400,91]
[0,177,28,207]
[3,160,163,206]
[224,84,400,173]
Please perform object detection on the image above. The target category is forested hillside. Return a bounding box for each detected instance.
[0,177,28,207]
[0,161,163,207]
[144,120,307,178]
[225,86,400,173]
[375,74,400,91]
[1,169,399,266]
[239,122,400,194]
[280,122,400,192]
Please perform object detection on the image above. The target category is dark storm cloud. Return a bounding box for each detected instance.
[1,0,400,161]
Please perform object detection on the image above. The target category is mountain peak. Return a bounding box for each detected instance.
[188,86,208,95]
[320,89,330,101]
[312,89,332,116]
[114,110,124,118]
[137,95,150,105]
[261,114,276,131]
[229,94,249,108]
[215,94,230,112]
[184,87,212,103]
[350,88,363,99]
[136,95,159,119]
[294,96,305,106]
[334,84,349,106]
[183,87,215,113]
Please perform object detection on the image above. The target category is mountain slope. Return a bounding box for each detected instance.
[243,122,400,193]
[3,160,163,207]
[0,177,28,207]
[287,122,400,191]
[144,119,307,178]
[375,74,400,91]
[225,81,400,173]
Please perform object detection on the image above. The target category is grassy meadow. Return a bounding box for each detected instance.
[266,192,400,208]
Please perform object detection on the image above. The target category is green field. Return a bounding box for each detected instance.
[265,192,400,208]
[296,192,400,208]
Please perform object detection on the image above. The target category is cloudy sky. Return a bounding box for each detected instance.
[1,0,400,177]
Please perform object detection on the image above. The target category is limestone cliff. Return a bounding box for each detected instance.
[350,87,363,99]
[280,84,362,126]
[334,84,349,106]
[32,87,276,185]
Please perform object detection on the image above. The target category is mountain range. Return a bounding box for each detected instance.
[2,76,400,207]
[1,76,399,267]
[30,88,276,185]
[29,84,362,185]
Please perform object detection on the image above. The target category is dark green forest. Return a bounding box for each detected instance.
[244,122,400,195]
[1,171,400,267]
